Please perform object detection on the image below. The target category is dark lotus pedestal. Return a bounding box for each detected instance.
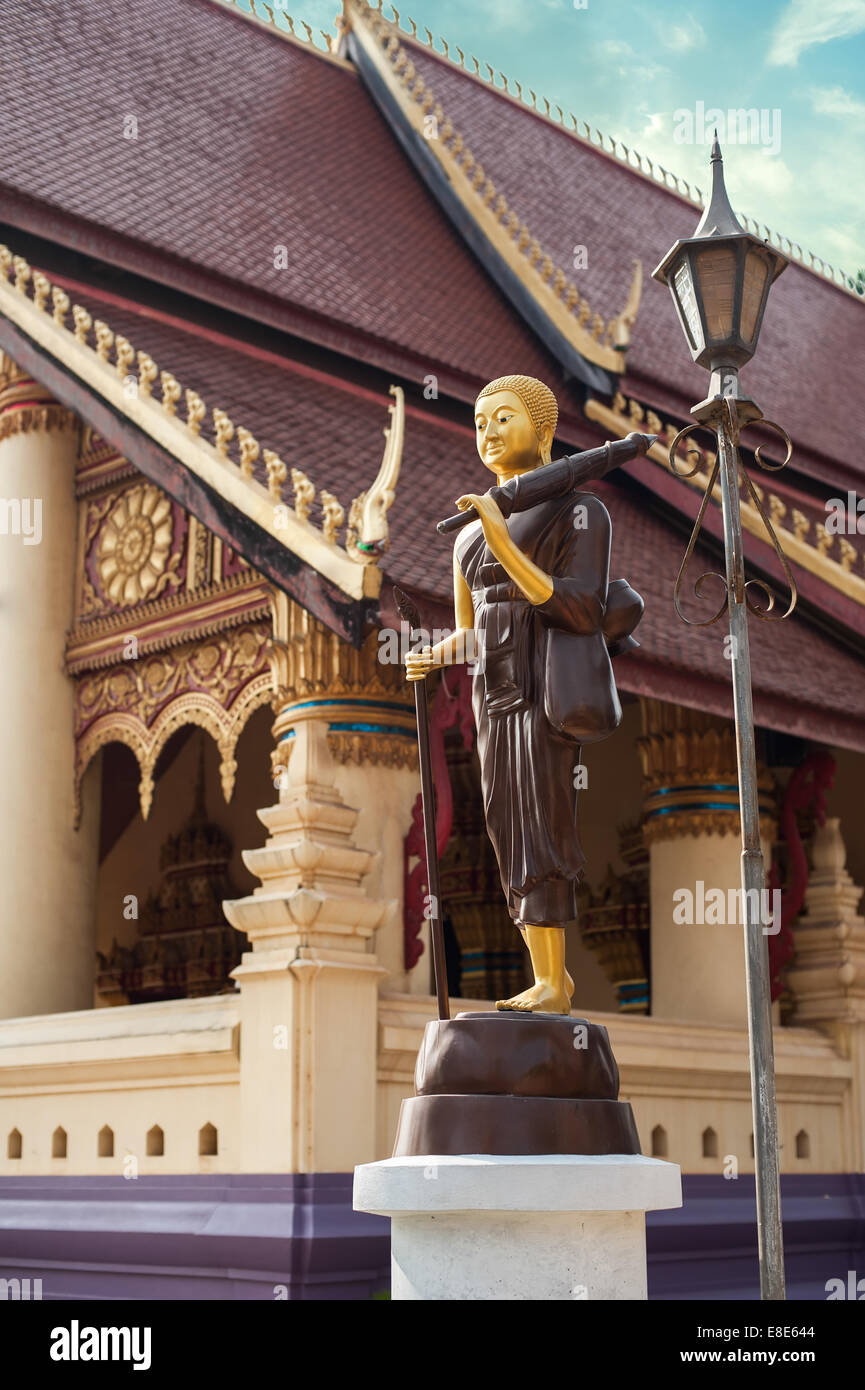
[392,1011,641,1157]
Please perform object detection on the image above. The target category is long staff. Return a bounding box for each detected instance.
[394,586,449,1020]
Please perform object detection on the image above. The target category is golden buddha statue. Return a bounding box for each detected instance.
[406,374,642,1014]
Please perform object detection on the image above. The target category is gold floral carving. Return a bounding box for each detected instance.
[328,730,417,769]
[268,590,416,769]
[268,588,410,710]
[0,350,78,439]
[95,483,179,606]
[74,623,273,822]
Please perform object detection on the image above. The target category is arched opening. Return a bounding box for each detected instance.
[94,713,272,1007]
[7,1128,22,1159]
[702,1126,718,1158]
[98,1125,114,1158]
[198,1122,218,1157]
[795,1129,810,1159]
[52,1126,67,1158]
[651,1124,668,1158]
[146,1125,164,1157]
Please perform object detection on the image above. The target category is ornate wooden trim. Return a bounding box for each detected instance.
[0,243,380,602]
[74,623,273,823]
[351,5,863,300]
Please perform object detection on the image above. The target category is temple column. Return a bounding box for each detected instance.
[785,819,865,1172]
[0,353,100,1018]
[639,699,776,1026]
[223,593,418,1171]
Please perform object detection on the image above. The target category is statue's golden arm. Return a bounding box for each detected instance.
[405,547,475,681]
[456,493,553,605]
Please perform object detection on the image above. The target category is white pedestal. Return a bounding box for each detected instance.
[354,1153,682,1300]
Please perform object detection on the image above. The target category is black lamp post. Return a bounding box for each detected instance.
[653,138,798,1303]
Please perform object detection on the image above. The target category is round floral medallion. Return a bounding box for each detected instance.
[96,485,174,606]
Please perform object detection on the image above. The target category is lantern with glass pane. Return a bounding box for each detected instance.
[652,136,787,384]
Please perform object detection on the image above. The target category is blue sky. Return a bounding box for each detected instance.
[290,0,865,272]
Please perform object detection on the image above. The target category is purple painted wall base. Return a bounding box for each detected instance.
[1,1171,862,1300]
[0,1174,390,1300]
[647,1174,865,1300]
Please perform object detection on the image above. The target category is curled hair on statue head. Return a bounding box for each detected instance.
[475,374,558,463]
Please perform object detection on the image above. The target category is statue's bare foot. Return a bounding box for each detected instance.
[496,982,571,1014]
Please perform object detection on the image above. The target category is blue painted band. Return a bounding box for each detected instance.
[280,698,411,714]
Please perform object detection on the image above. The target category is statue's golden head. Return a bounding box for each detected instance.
[474,374,558,476]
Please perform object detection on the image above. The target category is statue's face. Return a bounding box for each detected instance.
[474,390,542,476]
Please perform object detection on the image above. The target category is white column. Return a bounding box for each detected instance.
[639,698,776,1026]
[224,717,390,1171]
[0,359,100,1018]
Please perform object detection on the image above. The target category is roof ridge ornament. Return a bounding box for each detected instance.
[586,392,865,608]
[347,0,631,377]
[343,0,862,300]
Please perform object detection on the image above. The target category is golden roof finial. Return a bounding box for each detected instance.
[160,371,181,415]
[12,256,30,293]
[237,426,260,479]
[291,467,315,521]
[185,388,205,433]
[114,335,135,378]
[319,491,345,544]
[263,449,287,501]
[137,352,158,397]
[52,286,70,326]
[32,272,50,312]
[72,305,92,343]
[94,320,114,361]
[213,407,234,456]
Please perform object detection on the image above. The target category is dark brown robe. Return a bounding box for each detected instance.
[454,490,618,928]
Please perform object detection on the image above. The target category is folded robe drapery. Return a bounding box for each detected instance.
[454,490,643,928]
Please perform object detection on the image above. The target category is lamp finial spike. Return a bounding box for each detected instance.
[693,132,742,237]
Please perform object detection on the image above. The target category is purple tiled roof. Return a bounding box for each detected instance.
[51,284,865,750]
[2,0,861,495]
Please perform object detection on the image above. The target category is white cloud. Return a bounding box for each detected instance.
[768,0,865,66]
[663,18,706,52]
[809,85,865,119]
[593,39,666,82]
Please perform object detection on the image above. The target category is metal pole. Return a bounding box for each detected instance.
[715,403,786,1300]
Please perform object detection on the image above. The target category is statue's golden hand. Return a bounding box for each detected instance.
[455,492,553,606]
[456,492,509,556]
[405,646,437,682]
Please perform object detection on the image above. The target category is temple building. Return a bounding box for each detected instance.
[0,0,863,1299]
